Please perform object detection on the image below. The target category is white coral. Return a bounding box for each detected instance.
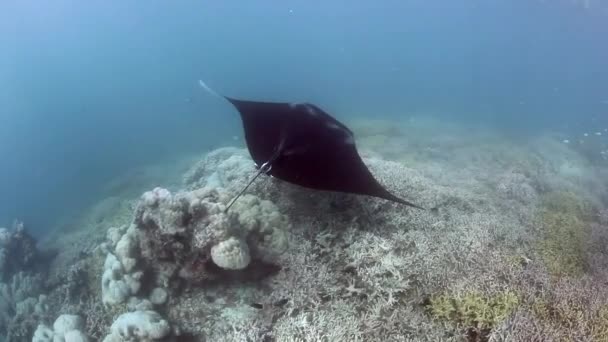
[106,226,127,248]
[32,324,54,342]
[182,147,252,189]
[102,310,171,342]
[101,254,133,306]
[53,314,84,336]
[115,225,138,272]
[139,188,190,235]
[64,330,89,342]
[231,195,289,262]
[102,223,144,307]
[211,237,251,270]
[32,314,89,342]
[136,186,289,268]
[149,288,168,305]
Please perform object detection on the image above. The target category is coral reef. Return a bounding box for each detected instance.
[535,191,594,276]
[428,289,519,338]
[49,183,291,340]
[0,221,39,282]
[32,314,89,342]
[0,221,51,342]
[174,141,539,341]
[102,310,172,342]
[128,186,288,290]
[17,117,608,341]
[0,272,49,341]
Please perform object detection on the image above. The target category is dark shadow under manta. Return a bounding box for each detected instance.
[198,80,428,211]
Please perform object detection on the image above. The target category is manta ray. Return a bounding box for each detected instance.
[198,80,426,211]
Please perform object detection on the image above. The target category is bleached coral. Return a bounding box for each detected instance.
[114,226,139,273]
[31,314,89,342]
[210,237,251,270]
[102,310,171,342]
[0,223,47,340]
[100,223,146,307]
[101,253,130,305]
[97,180,289,312]
[64,330,89,342]
[182,147,254,191]
[495,169,538,204]
[53,314,85,337]
[31,324,53,342]
[134,186,289,276]
[0,271,47,341]
[173,144,550,340]
[148,288,168,306]
[229,194,288,263]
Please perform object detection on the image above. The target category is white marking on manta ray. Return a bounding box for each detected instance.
[289,103,320,117]
[344,134,355,145]
[325,121,344,131]
[305,104,320,116]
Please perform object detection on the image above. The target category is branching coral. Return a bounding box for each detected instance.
[427,289,520,337]
[491,272,608,341]
[27,123,608,342]
[536,191,594,276]
[0,272,48,341]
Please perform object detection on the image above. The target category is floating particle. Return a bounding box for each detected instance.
[562,139,570,144]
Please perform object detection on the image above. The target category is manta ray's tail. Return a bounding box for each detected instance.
[198,79,222,99]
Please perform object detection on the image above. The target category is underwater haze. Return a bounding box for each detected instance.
[1,0,607,233]
[5,1,608,341]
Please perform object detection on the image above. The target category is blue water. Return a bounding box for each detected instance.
[1,0,607,234]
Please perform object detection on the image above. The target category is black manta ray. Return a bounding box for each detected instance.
[198,80,425,211]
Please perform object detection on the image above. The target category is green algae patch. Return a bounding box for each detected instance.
[427,289,520,334]
[536,191,592,277]
[539,191,594,221]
